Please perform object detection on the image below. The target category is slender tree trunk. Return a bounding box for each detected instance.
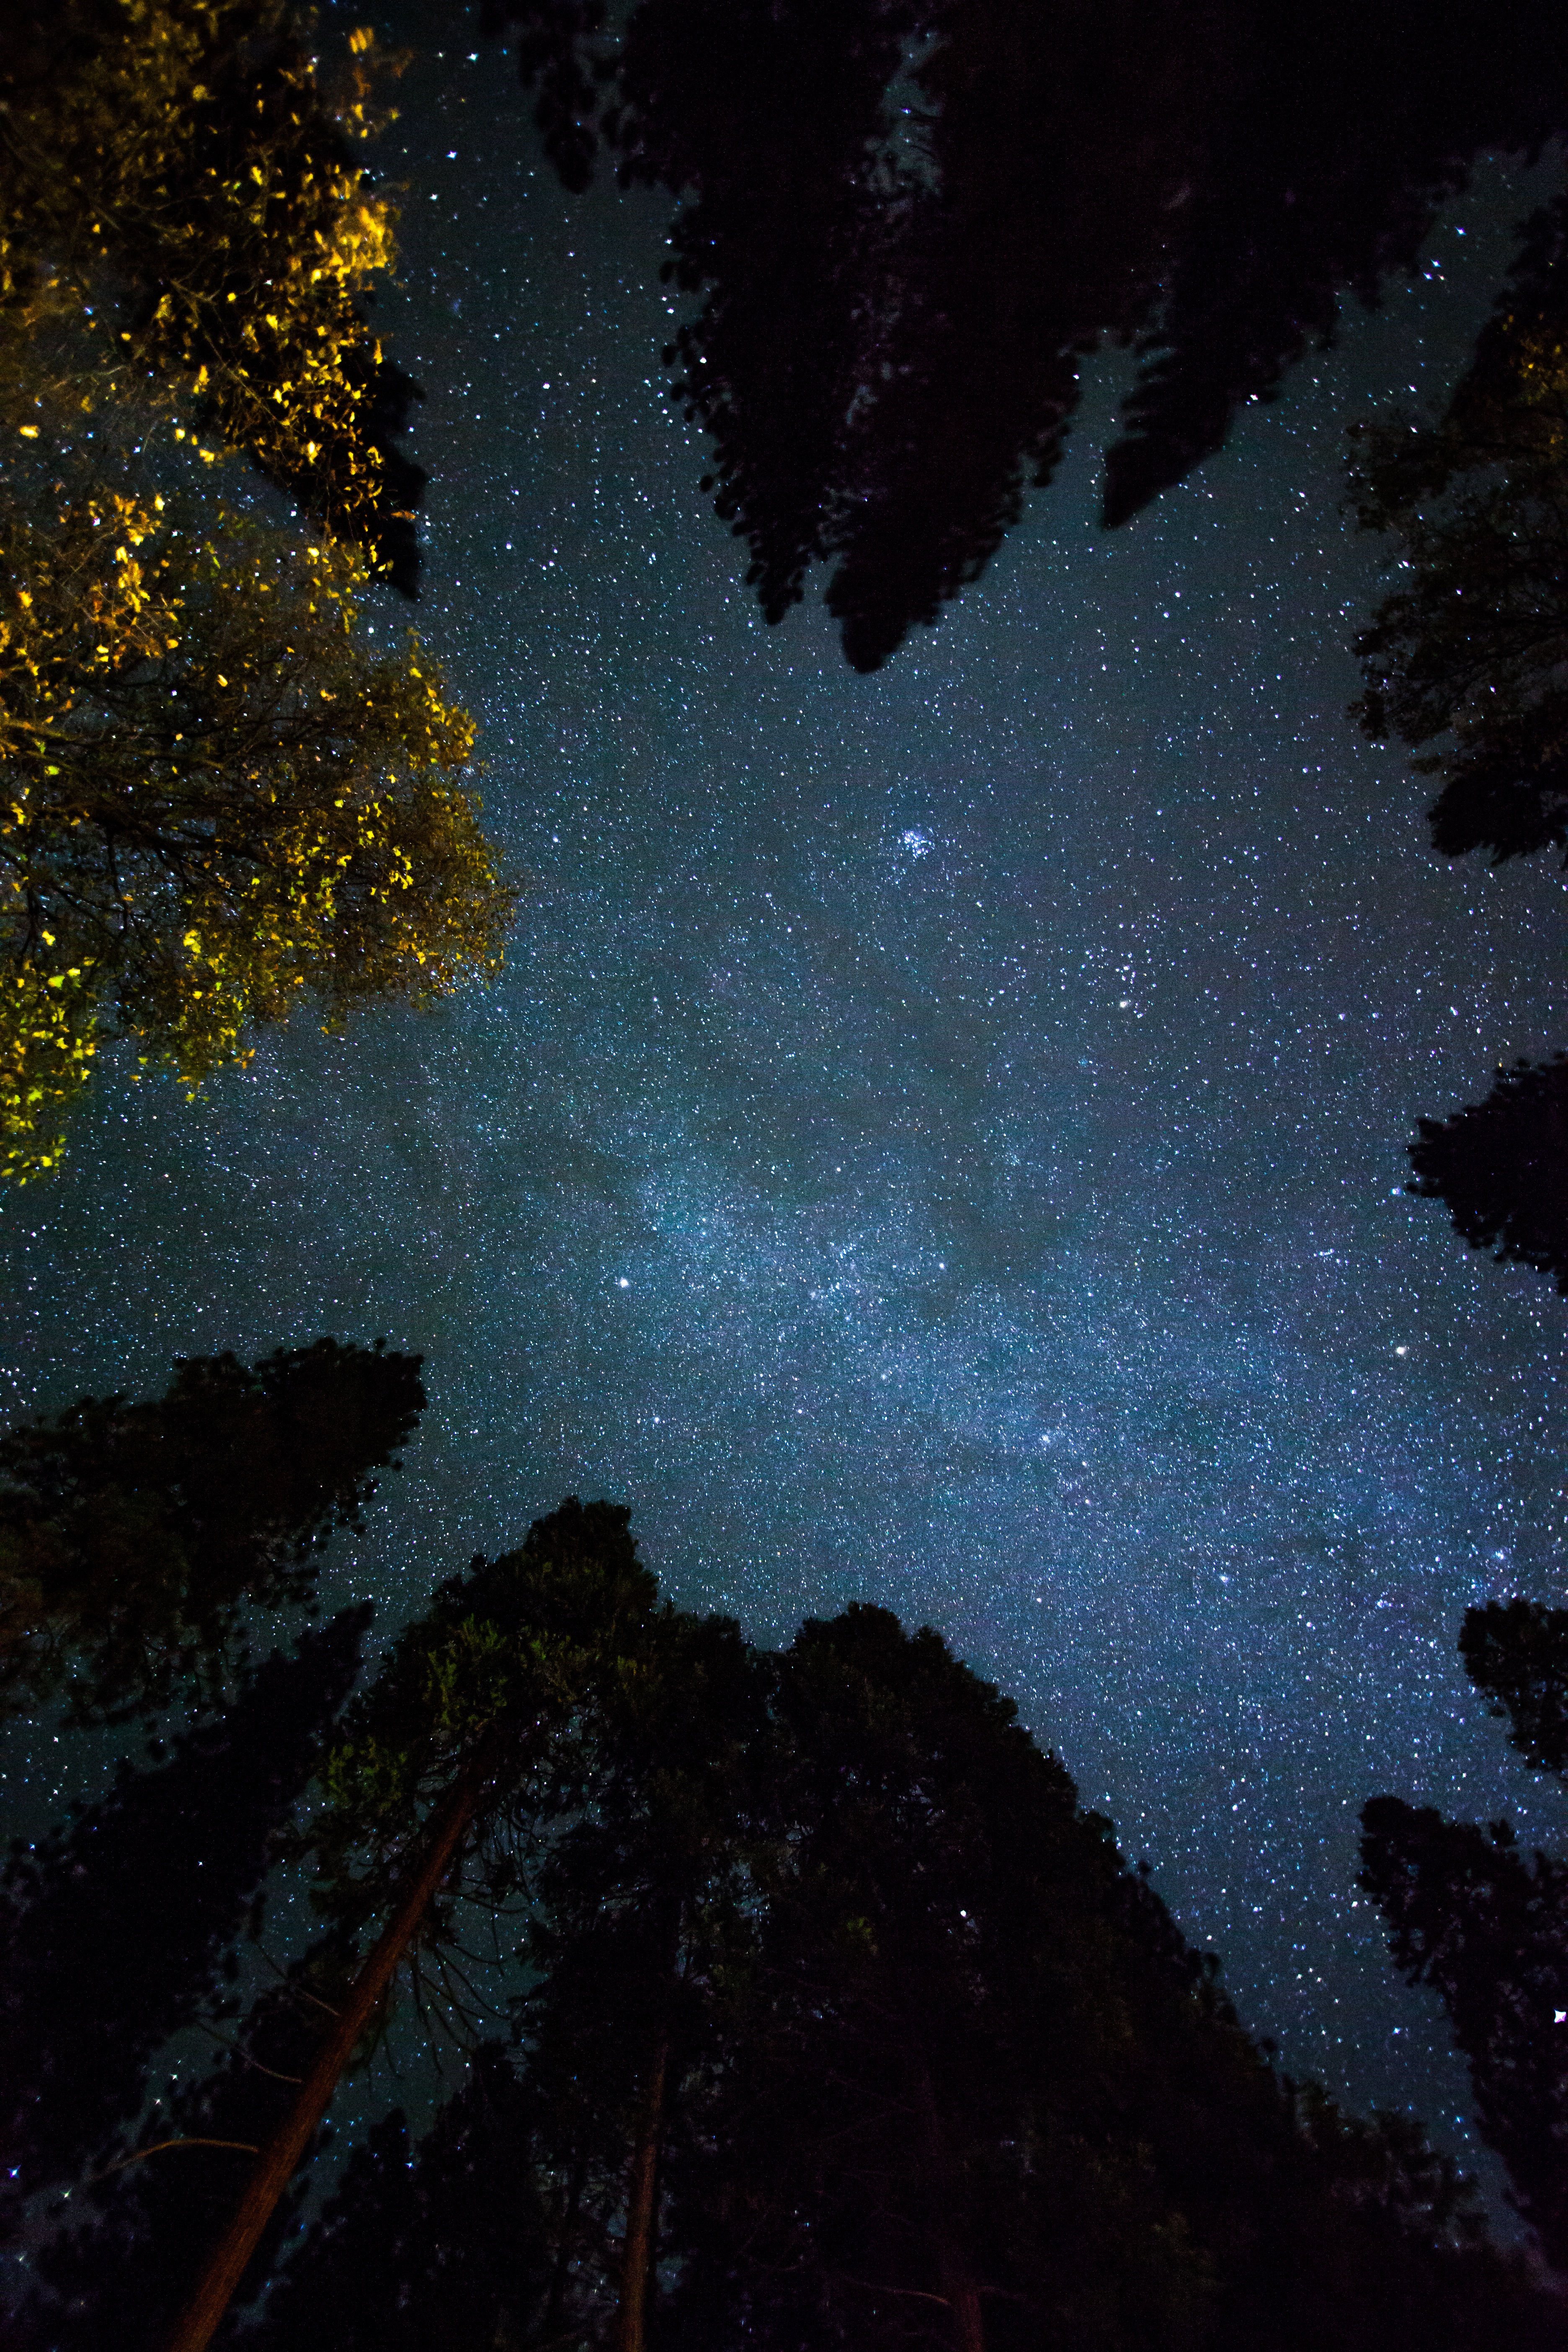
[162,1747,492,2352]
[613,2027,670,2352]
[910,2046,985,2352]
[544,2142,590,2334]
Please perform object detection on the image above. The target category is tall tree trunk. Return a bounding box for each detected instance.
[613,2026,670,2352]
[544,2141,590,2335]
[910,2046,985,2352]
[162,1746,493,2352]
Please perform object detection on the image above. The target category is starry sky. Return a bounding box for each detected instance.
[4,5,1567,2199]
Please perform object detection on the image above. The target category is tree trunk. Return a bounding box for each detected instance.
[910,2047,986,2352]
[613,2025,670,2352]
[162,1747,492,2352]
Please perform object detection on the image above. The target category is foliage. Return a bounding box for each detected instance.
[1351,189,1568,866]
[0,487,509,1179]
[0,1,512,1178]
[1363,1578,1568,2275]
[1404,1051,1568,1296]
[0,1610,368,2222]
[660,1605,1530,2352]
[304,1497,665,1943]
[0,0,426,583]
[485,0,1568,668]
[0,1337,422,1721]
[1460,1595,1568,1775]
[1360,1799,1568,2272]
[8,1933,366,2352]
[247,2048,552,2352]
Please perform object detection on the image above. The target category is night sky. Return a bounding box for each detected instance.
[4,8,1567,2200]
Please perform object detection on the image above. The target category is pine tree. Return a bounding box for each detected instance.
[160,1498,669,2352]
[0,1337,423,1721]
[246,2047,552,2352]
[0,1607,369,2228]
[484,0,1568,670]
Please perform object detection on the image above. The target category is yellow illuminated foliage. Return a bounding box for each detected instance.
[0,0,415,566]
[0,492,512,1180]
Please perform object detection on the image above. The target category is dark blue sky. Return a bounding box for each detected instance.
[3,13,1566,2195]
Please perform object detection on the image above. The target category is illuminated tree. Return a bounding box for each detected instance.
[0,0,426,581]
[0,493,509,1179]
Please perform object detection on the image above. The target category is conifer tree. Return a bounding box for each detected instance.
[244,2048,551,2352]
[484,0,1568,671]
[662,1605,1546,2352]
[160,1497,668,2352]
[0,1337,423,1721]
[0,1607,369,2228]
[1362,1585,1568,2277]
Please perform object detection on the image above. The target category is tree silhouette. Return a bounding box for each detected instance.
[661,1604,1539,2352]
[0,1337,423,1721]
[245,2047,551,2352]
[0,1609,369,2229]
[1362,1584,1568,2275]
[162,1497,670,2352]
[482,0,1568,669]
[8,1933,366,2352]
[1405,1053,1568,1296]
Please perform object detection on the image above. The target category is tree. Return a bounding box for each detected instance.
[1362,1586,1568,2275]
[160,1496,669,2352]
[509,1603,772,2352]
[1349,194,1568,1289]
[0,0,427,585]
[1460,1596,1568,1774]
[1405,1052,1568,1295]
[1351,190,1568,868]
[245,2048,552,2352]
[8,1932,369,2352]
[0,1336,423,1722]
[661,1604,1549,2352]
[482,0,1568,670]
[1361,1799,1568,2275]
[0,1607,369,2232]
[0,3,513,1179]
[0,490,510,1180]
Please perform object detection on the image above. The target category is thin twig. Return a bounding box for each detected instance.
[83,2137,258,2186]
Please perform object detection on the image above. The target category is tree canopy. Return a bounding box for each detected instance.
[483,0,1568,670]
[3,1466,1560,2350]
[0,1335,423,1721]
[0,0,513,1179]
[0,1608,369,2223]
[1362,1586,1568,2273]
[1,0,427,583]
[1404,1051,1568,1296]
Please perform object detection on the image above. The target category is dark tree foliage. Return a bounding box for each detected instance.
[1360,1798,1568,2273]
[0,1337,423,1721]
[660,1605,1540,2352]
[482,0,1568,669]
[1405,1052,1568,1296]
[1351,190,1568,867]
[0,1608,369,2223]
[1460,1596,1568,1776]
[8,1935,364,2352]
[248,2046,551,2351]
[505,1604,773,2348]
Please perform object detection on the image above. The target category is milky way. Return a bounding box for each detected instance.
[3,10,1566,2196]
